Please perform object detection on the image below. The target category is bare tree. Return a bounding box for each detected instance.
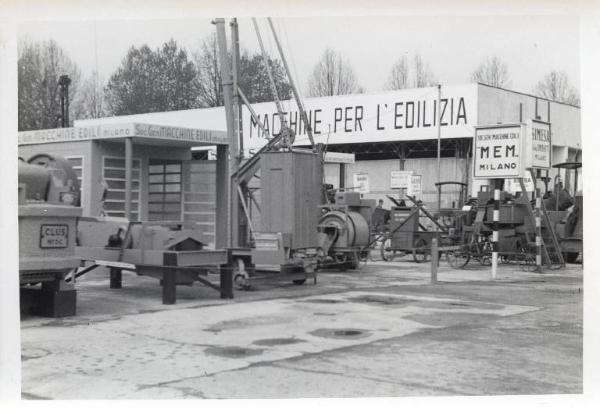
[533,70,580,106]
[71,71,107,119]
[307,48,362,97]
[194,33,223,107]
[385,56,409,90]
[413,53,436,88]
[18,39,81,131]
[470,56,511,88]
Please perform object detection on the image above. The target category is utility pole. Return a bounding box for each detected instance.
[214,18,239,247]
[58,75,71,128]
[436,84,442,212]
[230,18,246,246]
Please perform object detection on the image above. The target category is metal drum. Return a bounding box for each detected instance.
[318,210,370,249]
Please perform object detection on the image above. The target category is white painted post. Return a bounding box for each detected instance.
[535,196,542,269]
[492,189,500,279]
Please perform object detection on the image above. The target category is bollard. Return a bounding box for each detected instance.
[431,238,438,284]
[535,195,542,270]
[491,189,500,280]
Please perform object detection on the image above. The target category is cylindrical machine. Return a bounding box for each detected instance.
[318,210,370,249]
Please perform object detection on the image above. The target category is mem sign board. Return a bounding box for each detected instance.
[473,123,525,179]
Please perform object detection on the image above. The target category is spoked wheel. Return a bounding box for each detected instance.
[479,239,493,266]
[380,237,396,262]
[446,248,470,269]
[519,251,538,272]
[412,238,429,263]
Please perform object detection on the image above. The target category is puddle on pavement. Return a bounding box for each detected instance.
[252,337,306,346]
[309,327,371,340]
[347,294,414,306]
[204,346,264,358]
[412,300,503,310]
[205,315,292,333]
[404,312,500,326]
[21,348,50,361]
[302,298,344,304]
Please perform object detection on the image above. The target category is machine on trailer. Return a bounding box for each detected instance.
[379,193,452,262]
[18,154,82,317]
[445,182,565,270]
[317,191,375,270]
[75,218,251,304]
[240,148,324,288]
[544,161,582,263]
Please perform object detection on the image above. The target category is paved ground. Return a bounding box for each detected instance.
[20,257,583,399]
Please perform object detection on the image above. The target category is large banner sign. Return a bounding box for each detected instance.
[473,124,524,179]
[241,84,478,154]
[18,123,228,146]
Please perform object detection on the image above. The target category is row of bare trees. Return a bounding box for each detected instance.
[18,39,580,132]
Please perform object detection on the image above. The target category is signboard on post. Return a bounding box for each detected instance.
[390,170,413,189]
[473,124,524,179]
[408,174,422,197]
[525,119,551,169]
[353,173,370,193]
[504,176,535,193]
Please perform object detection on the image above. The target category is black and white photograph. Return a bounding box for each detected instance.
[1,0,598,405]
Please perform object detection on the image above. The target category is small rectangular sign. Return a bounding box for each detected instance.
[408,174,422,197]
[526,119,552,169]
[40,224,69,248]
[504,177,535,193]
[390,171,413,189]
[353,174,370,193]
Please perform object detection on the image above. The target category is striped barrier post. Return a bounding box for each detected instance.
[535,196,542,270]
[491,189,500,279]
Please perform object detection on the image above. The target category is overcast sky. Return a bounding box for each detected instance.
[18,15,579,97]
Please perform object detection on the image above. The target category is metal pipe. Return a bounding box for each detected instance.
[252,18,288,129]
[214,18,236,247]
[437,84,442,213]
[231,18,244,158]
[266,17,316,150]
[124,137,132,220]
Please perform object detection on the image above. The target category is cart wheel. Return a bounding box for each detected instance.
[380,237,395,262]
[446,249,470,269]
[519,253,537,272]
[232,258,251,290]
[480,255,492,266]
[412,238,429,263]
